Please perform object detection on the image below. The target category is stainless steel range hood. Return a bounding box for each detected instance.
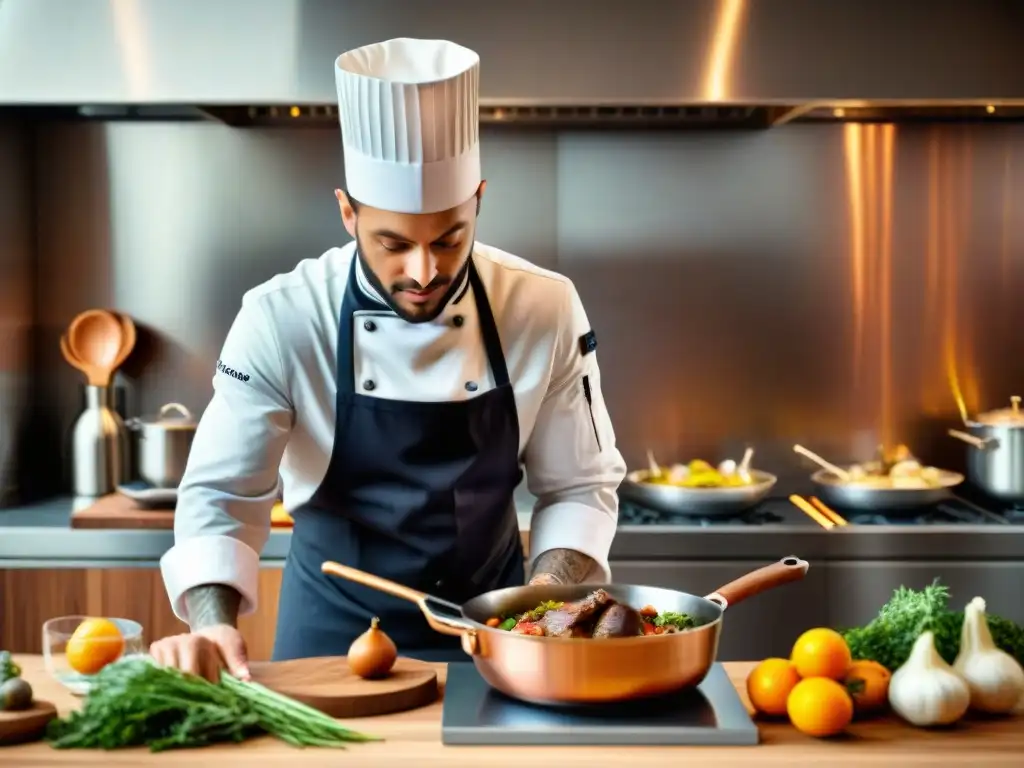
[1,0,1023,128]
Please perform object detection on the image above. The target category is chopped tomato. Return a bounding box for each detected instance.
[511,622,544,636]
[642,622,656,635]
[639,605,658,618]
[485,617,500,628]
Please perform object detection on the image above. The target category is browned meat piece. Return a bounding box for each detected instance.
[592,603,644,639]
[539,589,613,638]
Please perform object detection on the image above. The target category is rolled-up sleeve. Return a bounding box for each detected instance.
[523,281,626,583]
[159,295,294,622]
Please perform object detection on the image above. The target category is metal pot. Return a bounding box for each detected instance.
[948,395,1024,503]
[126,403,196,488]
[321,556,809,705]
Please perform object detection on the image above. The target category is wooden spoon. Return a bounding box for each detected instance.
[793,444,852,482]
[109,312,137,373]
[67,310,123,387]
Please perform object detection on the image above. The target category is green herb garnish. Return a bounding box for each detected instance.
[501,598,573,626]
[46,657,379,752]
[0,650,20,683]
[649,612,699,630]
[519,600,563,622]
[841,580,1024,672]
[494,600,565,630]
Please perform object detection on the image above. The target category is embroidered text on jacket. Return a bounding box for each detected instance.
[216,359,250,383]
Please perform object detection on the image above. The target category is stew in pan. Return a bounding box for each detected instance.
[485,590,701,637]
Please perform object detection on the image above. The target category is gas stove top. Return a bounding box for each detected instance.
[619,499,796,527]
[618,493,1023,527]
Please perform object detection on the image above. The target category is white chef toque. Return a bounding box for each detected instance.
[335,38,481,215]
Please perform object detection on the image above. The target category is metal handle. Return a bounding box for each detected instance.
[320,561,478,637]
[159,402,193,420]
[948,428,995,451]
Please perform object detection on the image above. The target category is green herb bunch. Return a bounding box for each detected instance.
[0,650,21,683]
[841,580,1024,672]
[46,657,379,752]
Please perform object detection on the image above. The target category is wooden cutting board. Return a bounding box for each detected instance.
[249,656,438,718]
[0,701,58,746]
[71,493,174,529]
[70,494,293,529]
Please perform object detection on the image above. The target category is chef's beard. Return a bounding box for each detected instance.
[355,230,473,325]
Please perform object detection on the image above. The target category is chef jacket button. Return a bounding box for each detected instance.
[363,380,376,392]
[465,381,478,392]
[452,315,464,328]
[363,319,377,332]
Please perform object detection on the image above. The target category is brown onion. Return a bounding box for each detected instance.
[347,617,398,679]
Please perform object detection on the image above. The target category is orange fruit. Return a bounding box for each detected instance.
[66,618,125,675]
[790,627,852,680]
[844,659,891,715]
[746,658,801,716]
[787,677,855,737]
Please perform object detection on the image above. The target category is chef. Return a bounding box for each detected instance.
[151,37,626,679]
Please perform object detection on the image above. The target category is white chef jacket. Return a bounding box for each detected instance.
[160,241,626,622]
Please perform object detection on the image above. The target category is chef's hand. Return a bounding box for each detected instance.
[149,625,251,683]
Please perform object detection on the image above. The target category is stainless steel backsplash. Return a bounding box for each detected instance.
[5,121,1024,496]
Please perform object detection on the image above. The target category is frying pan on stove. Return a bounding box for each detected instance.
[620,469,778,518]
[322,556,809,706]
[810,468,964,513]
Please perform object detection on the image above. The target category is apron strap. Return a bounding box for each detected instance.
[467,258,511,389]
[335,256,362,397]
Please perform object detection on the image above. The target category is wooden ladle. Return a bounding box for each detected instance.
[67,310,124,386]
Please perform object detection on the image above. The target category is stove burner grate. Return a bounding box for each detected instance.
[618,502,784,527]
[617,493,1024,526]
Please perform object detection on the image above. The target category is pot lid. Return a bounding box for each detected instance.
[142,402,197,429]
[974,396,1024,427]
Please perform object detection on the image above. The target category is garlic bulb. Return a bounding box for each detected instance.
[953,597,1024,714]
[888,630,970,727]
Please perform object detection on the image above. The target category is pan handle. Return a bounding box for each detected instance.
[320,561,477,638]
[704,556,809,610]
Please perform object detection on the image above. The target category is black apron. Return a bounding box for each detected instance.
[273,256,525,663]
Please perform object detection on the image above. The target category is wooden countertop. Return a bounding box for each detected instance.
[5,655,1022,766]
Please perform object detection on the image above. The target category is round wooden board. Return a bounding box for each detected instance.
[250,656,438,718]
[0,700,58,746]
